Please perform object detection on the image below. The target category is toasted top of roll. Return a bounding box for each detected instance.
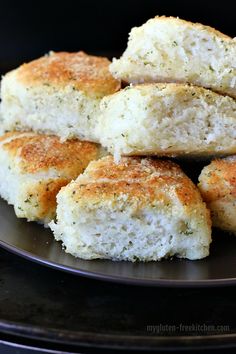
[0,131,101,178]
[67,156,207,210]
[198,156,236,233]
[6,51,120,98]
[199,156,236,203]
[0,131,105,224]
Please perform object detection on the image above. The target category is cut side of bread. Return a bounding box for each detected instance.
[110,16,236,98]
[96,83,236,160]
[0,132,104,225]
[1,52,120,142]
[50,156,211,261]
[199,156,236,234]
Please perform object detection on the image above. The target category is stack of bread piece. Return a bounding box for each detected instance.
[1,16,236,262]
[0,51,120,224]
[50,16,236,262]
[102,16,236,160]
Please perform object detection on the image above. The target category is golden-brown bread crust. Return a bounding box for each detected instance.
[70,156,206,211]
[1,132,100,177]
[199,157,236,202]
[155,16,232,40]
[25,178,69,221]
[0,131,24,142]
[198,157,236,233]
[0,132,104,223]
[14,51,120,97]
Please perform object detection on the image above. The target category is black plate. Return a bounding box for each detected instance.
[0,198,236,287]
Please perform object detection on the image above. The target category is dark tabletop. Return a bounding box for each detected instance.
[0,247,236,353]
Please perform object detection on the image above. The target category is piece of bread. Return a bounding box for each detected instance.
[0,131,104,225]
[199,156,236,234]
[49,156,211,261]
[110,16,236,98]
[96,83,236,160]
[1,51,120,142]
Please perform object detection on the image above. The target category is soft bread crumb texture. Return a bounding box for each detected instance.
[50,156,211,261]
[199,156,236,233]
[0,131,104,224]
[0,51,121,142]
[110,16,236,98]
[96,83,236,160]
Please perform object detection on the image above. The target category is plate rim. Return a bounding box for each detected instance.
[1,319,236,351]
[1,239,236,288]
